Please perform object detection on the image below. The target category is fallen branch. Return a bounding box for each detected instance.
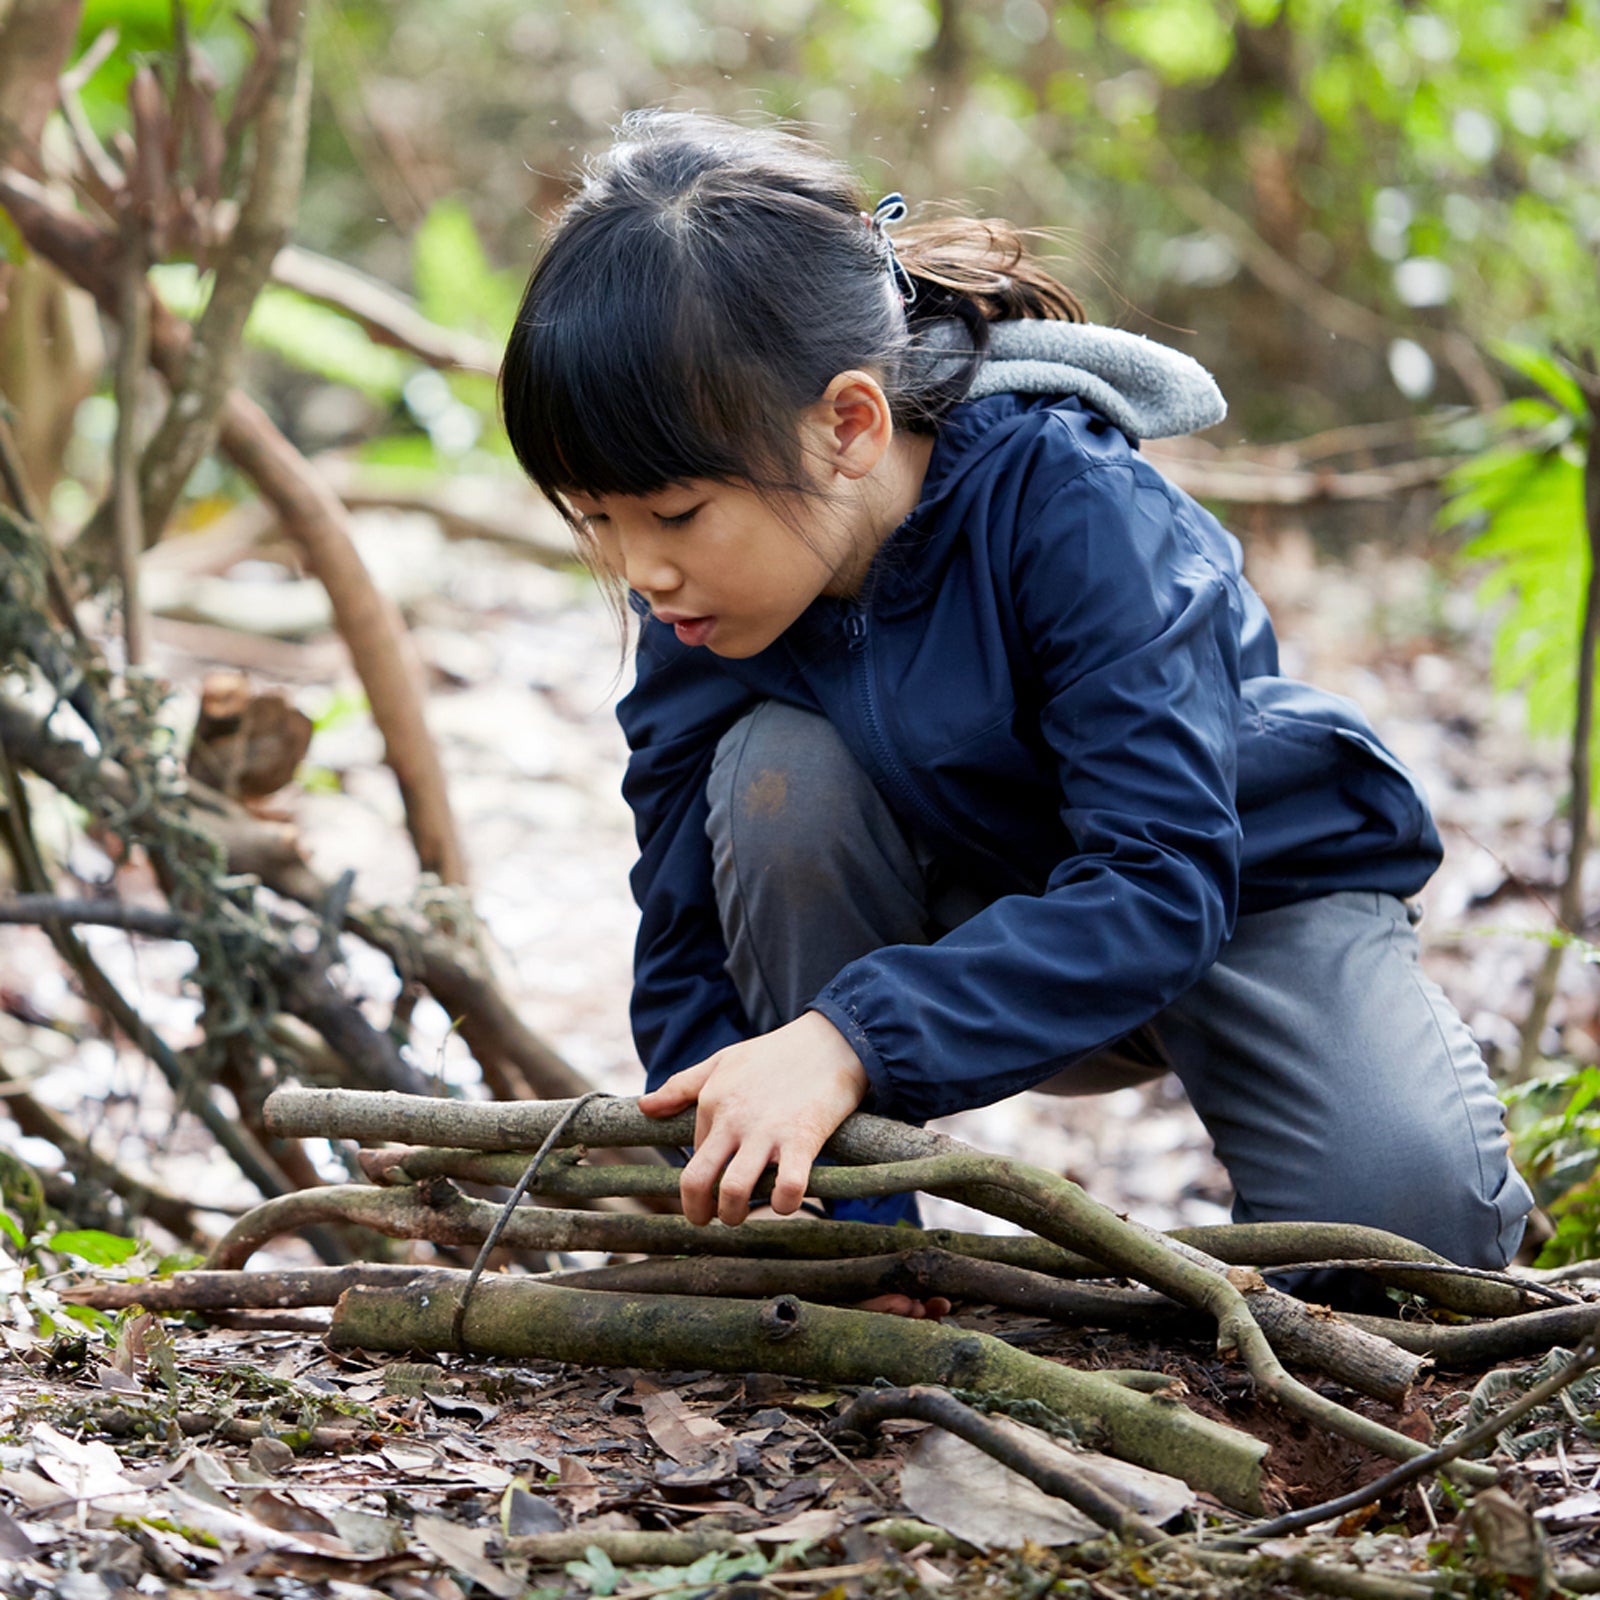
[365,1145,1523,1317]
[327,1277,1273,1513]
[263,1093,1445,1417]
[62,1263,459,1312]
[1342,1303,1600,1367]
[205,1180,1084,1275]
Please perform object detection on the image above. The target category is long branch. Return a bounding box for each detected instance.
[327,1275,1272,1513]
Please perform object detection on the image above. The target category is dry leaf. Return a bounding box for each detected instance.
[639,1389,729,1464]
[413,1515,521,1600]
[555,1455,600,1517]
[899,1419,1192,1551]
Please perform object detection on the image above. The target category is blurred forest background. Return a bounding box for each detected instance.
[2,0,1600,1274]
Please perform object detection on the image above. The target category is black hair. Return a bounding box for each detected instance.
[500,111,1085,518]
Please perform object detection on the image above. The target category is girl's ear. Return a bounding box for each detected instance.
[805,370,894,481]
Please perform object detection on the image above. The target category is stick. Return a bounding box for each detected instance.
[327,1277,1272,1513]
[205,1181,1085,1275]
[61,1264,459,1311]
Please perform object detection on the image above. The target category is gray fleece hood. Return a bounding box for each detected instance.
[964,320,1226,440]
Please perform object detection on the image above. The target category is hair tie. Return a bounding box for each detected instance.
[870,192,916,308]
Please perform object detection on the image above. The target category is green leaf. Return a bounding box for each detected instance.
[0,1211,26,1253]
[412,199,520,340]
[566,1546,620,1596]
[1106,0,1236,84]
[49,1229,140,1266]
[245,287,411,401]
[1491,341,1588,419]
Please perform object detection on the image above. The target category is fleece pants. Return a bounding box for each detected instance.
[705,700,1532,1272]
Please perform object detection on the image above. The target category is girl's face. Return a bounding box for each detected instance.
[566,477,872,659]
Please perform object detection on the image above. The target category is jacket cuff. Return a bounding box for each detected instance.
[807,995,900,1121]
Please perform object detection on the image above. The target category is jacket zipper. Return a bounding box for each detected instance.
[845,608,1032,884]
[847,609,973,843]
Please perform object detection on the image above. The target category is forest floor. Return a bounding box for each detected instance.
[0,494,1597,1595]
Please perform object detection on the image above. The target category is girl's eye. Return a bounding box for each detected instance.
[657,505,702,529]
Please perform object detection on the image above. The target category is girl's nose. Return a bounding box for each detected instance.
[620,535,682,597]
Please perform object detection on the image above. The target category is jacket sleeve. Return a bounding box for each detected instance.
[616,617,761,1090]
[809,454,1244,1123]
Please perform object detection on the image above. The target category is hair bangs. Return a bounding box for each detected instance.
[502,217,778,510]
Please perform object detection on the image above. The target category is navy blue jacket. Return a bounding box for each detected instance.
[617,392,1440,1125]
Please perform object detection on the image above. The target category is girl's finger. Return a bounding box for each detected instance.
[769,1145,816,1217]
[678,1127,735,1226]
[716,1142,778,1227]
[638,1060,714,1116]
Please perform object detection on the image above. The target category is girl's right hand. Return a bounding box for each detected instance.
[638,1010,868,1226]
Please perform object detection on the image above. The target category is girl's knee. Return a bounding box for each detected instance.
[708,703,903,870]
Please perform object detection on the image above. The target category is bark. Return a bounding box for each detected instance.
[204,1181,1084,1275]
[0,0,84,167]
[63,1264,460,1312]
[328,1277,1273,1514]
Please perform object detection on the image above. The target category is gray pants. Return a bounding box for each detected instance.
[707,702,1531,1269]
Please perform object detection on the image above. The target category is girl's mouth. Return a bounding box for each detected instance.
[671,616,716,647]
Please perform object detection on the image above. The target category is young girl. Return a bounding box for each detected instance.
[500,112,1532,1286]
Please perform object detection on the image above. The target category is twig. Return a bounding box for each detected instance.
[450,1091,607,1350]
[0,896,185,937]
[1246,1258,1578,1309]
[121,0,312,551]
[61,1263,460,1311]
[111,189,149,666]
[1341,1303,1600,1367]
[270,245,498,374]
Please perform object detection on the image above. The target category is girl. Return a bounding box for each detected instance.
[500,112,1532,1287]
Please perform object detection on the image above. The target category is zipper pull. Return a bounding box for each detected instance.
[845,612,867,651]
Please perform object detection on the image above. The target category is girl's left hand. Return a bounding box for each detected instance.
[638,1010,868,1226]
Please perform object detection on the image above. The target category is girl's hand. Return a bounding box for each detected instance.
[638,1010,868,1226]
